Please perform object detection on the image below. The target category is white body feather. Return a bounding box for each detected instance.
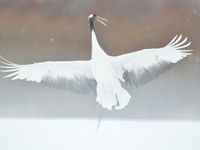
[0,30,192,110]
[90,31,131,110]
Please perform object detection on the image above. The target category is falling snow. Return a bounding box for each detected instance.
[194,55,200,63]
[50,38,54,42]
[20,28,25,33]
[192,9,197,14]
[62,9,66,13]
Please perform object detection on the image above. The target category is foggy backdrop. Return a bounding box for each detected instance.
[0,0,199,119]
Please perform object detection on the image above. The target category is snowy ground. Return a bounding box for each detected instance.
[0,119,199,150]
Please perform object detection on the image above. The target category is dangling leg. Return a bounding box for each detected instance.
[96,107,103,134]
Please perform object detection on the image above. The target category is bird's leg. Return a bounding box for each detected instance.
[96,107,103,134]
[112,95,120,110]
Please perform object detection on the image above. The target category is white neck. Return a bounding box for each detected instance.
[91,30,106,59]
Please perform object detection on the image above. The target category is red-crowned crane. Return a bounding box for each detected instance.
[0,13,192,110]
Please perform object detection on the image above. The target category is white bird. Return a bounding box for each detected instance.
[0,13,192,110]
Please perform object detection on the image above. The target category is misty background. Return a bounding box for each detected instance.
[0,0,199,119]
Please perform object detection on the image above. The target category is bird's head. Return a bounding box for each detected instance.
[88,12,108,27]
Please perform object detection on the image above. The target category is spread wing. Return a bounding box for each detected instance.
[112,35,192,87]
[0,57,96,94]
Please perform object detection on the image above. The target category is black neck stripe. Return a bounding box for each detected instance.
[89,20,95,31]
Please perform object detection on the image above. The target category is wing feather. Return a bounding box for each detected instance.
[0,58,96,94]
[112,35,192,87]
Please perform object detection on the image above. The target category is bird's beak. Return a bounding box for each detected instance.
[96,16,108,27]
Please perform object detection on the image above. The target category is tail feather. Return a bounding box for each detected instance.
[96,87,131,110]
[115,88,131,110]
[96,92,117,110]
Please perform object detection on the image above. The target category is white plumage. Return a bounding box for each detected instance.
[0,13,192,110]
[112,34,192,87]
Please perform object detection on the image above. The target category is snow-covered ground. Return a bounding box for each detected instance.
[0,119,199,150]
